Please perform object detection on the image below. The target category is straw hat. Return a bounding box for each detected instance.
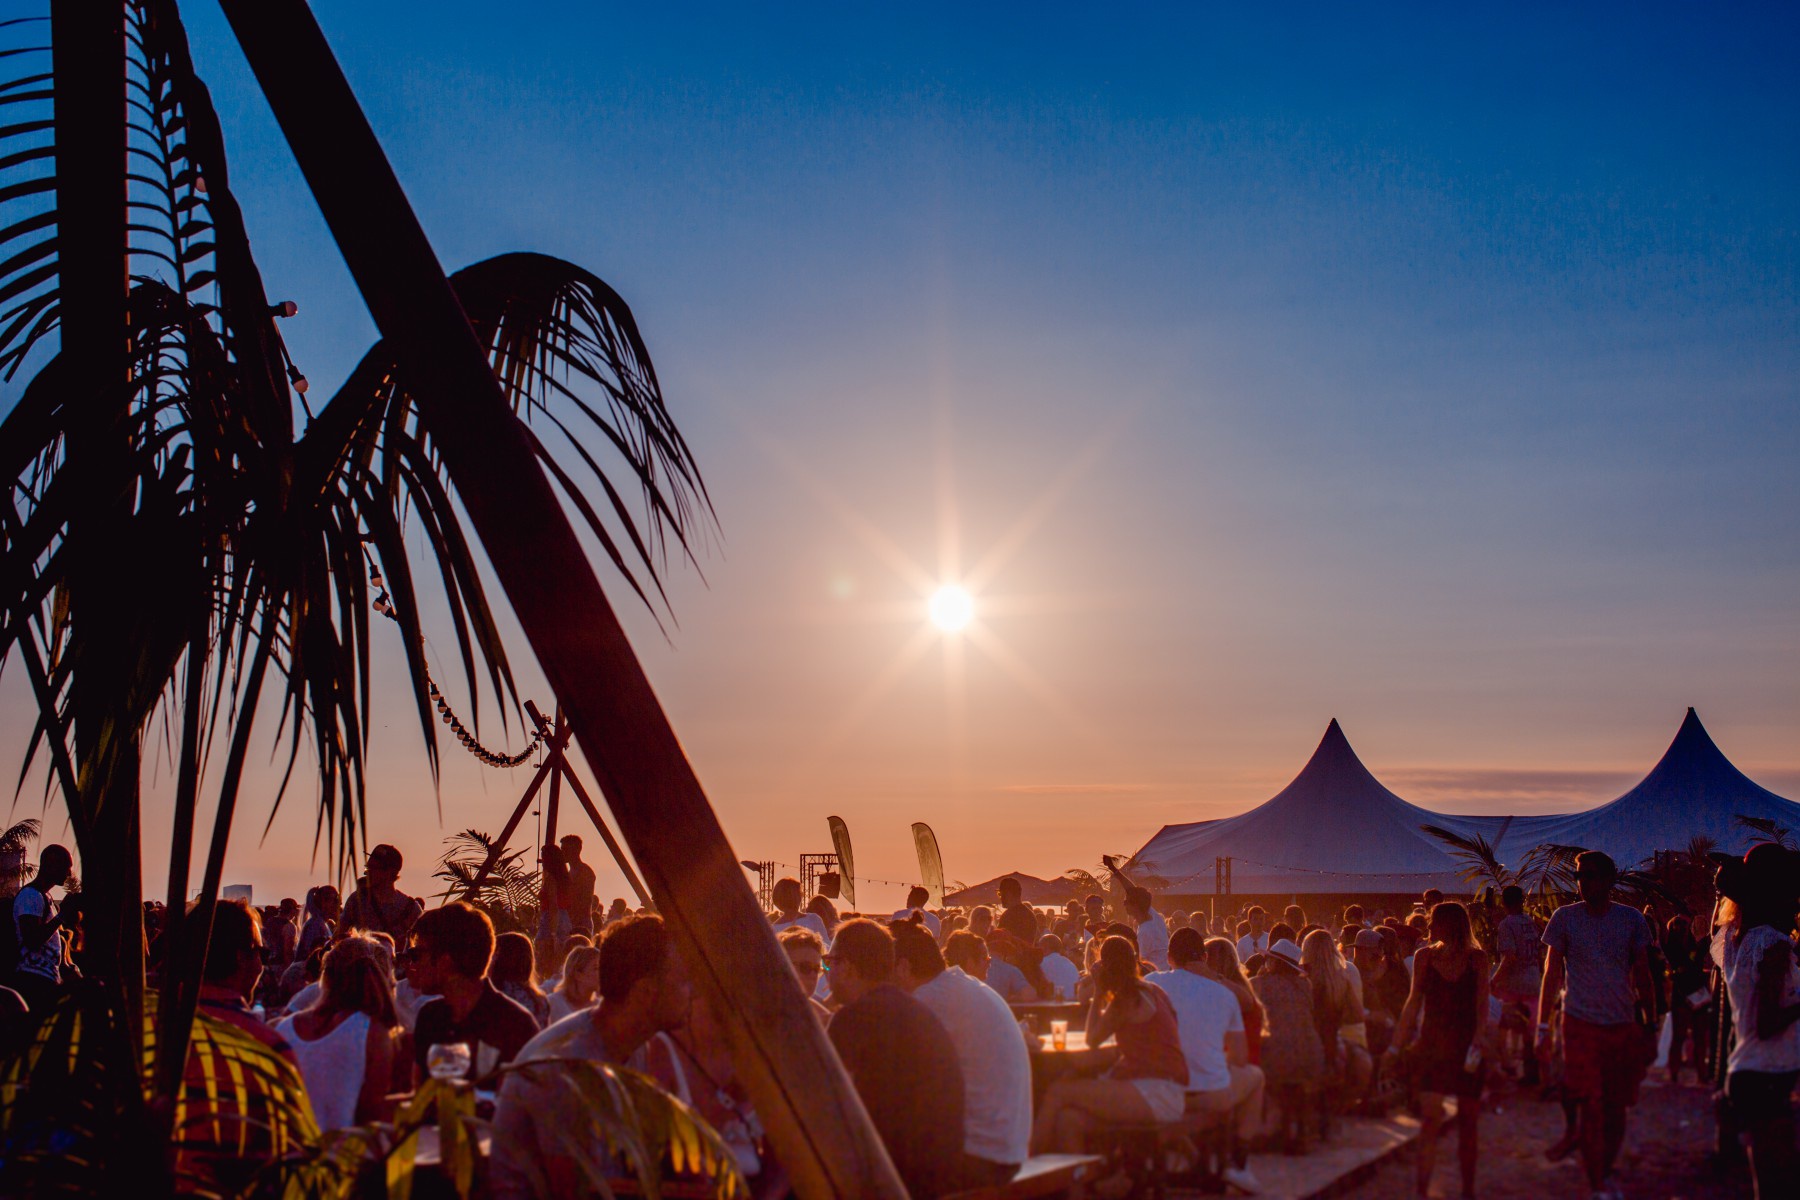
[1266,938,1304,971]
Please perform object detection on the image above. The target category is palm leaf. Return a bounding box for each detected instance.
[1420,824,1510,890]
[502,1058,748,1200]
[1514,842,1581,897]
[1734,814,1796,851]
[0,986,319,1199]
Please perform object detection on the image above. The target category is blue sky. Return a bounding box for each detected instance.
[7,2,1797,905]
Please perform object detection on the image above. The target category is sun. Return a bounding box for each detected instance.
[928,585,974,632]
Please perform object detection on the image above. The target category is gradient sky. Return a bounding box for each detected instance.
[5,2,1798,911]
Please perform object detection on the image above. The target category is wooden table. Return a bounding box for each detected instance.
[1010,999,1087,1025]
[1027,1029,1118,1100]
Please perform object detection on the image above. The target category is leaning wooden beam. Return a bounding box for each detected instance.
[217,4,907,1196]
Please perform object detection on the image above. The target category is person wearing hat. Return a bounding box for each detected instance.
[1710,842,1800,1200]
[1537,850,1656,1200]
[1249,936,1325,1136]
[341,844,425,946]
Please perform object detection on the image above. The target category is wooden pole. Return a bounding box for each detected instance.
[524,700,652,907]
[463,744,562,899]
[218,5,905,1195]
[543,710,564,846]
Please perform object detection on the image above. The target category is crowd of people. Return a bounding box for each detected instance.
[4,839,1797,1200]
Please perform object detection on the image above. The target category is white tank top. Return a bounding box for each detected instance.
[277,1010,370,1130]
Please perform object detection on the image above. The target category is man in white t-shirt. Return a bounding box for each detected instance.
[891,917,1031,1188]
[769,877,832,947]
[1148,927,1263,1193]
[9,843,72,1012]
[1125,885,1170,971]
[891,886,942,939]
[1037,934,1081,1000]
[1235,906,1270,961]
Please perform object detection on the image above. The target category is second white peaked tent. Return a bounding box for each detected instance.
[1129,719,1477,895]
[1478,707,1800,868]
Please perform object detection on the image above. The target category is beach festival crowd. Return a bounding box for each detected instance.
[5,834,1799,1200]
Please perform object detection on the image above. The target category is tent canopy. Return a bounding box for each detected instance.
[1129,719,1473,895]
[1478,708,1800,868]
[1128,709,1799,896]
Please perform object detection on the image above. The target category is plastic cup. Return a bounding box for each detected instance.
[428,1041,472,1081]
[1050,1020,1069,1050]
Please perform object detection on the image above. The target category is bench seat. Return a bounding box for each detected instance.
[944,1152,1107,1200]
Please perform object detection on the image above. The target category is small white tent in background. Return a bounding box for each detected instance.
[1483,708,1800,869]
[1129,719,1474,895]
[222,883,253,905]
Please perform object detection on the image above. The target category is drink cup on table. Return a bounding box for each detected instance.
[1050,1019,1069,1050]
[428,1041,472,1081]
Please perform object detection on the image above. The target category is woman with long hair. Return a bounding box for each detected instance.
[1302,928,1371,1095]
[491,930,550,1028]
[1031,935,1188,1154]
[546,943,601,1023]
[1204,936,1265,1065]
[1711,845,1800,1200]
[1388,901,1489,1200]
[274,934,402,1129]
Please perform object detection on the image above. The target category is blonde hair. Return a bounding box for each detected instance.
[1300,927,1351,1008]
[556,944,602,1004]
[318,933,399,1028]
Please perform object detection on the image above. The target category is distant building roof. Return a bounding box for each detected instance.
[943,871,1082,907]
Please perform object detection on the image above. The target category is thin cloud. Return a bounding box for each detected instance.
[999,782,1156,795]
[1385,766,1637,810]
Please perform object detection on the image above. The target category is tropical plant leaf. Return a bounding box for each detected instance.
[1420,824,1511,891]
[1734,814,1796,850]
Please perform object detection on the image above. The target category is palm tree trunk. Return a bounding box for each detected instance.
[51,0,145,1000]
[218,4,906,1195]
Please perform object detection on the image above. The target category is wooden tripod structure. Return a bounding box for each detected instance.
[463,701,650,907]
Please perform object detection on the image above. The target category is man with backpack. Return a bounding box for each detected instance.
[8,843,72,1012]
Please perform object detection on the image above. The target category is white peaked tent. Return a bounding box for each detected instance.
[1129,719,1477,895]
[1479,708,1800,869]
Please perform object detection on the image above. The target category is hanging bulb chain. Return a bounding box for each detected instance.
[364,550,545,768]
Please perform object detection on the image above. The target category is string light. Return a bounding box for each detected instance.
[1154,856,1462,890]
[365,552,545,769]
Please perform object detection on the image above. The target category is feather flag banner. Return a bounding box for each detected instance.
[912,822,945,908]
[827,816,856,909]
